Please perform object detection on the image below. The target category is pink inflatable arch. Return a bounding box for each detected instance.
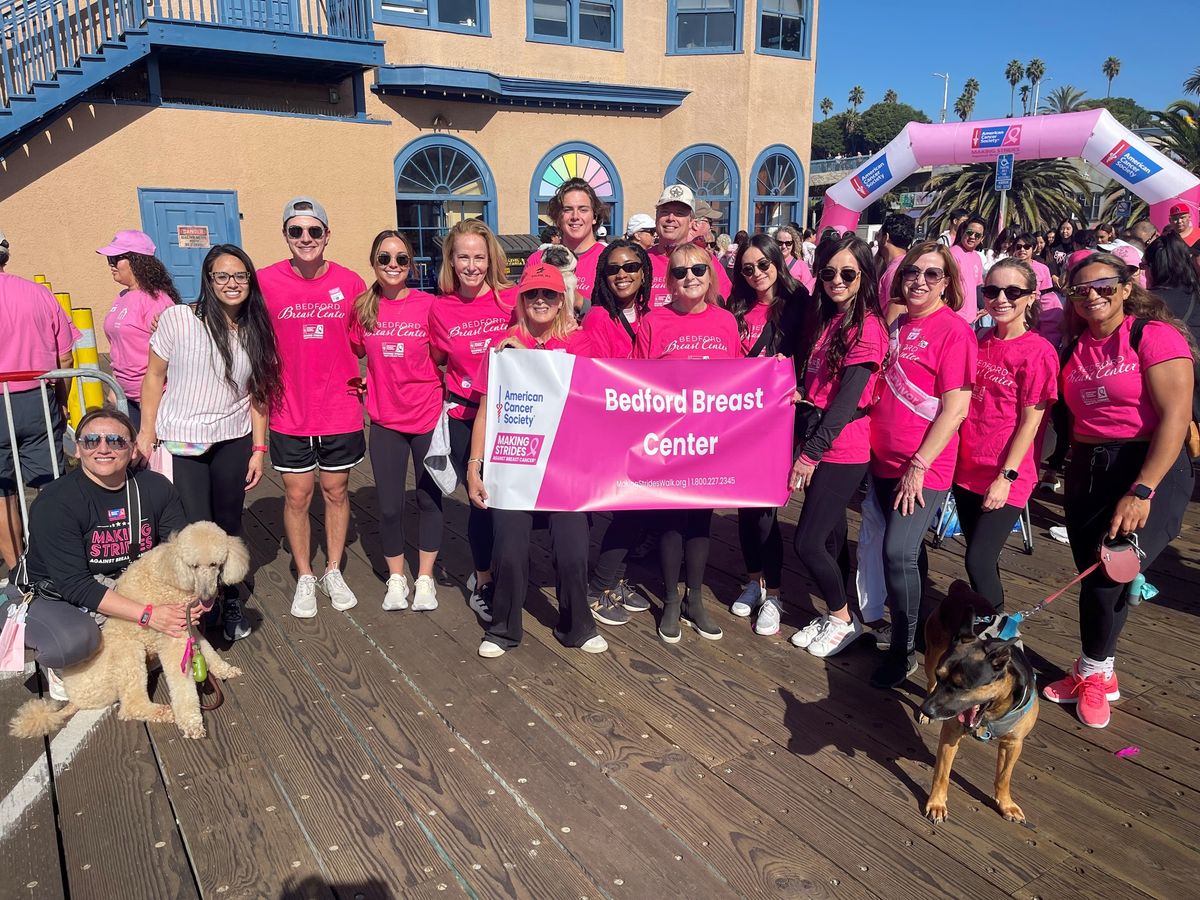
[817,109,1200,236]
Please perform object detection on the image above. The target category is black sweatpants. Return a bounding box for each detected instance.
[1064,442,1192,660]
[951,486,1022,612]
[448,415,493,573]
[171,434,252,537]
[738,507,782,591]
[793,461,867,614]
[20,598,100,668]
[592,510,644,591]
[486,509,597,650]
[659,508,713,601]
[369,423,443,558]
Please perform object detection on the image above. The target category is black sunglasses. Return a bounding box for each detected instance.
[741,259,773,276]
[776,239,795,248]
[376,252,410,267]
[1011,243,1033,251]
[963,230,985,239]
[981,284,1033,301]
[602,261,644,276]
[669,263,710,279]
[819,266,859,284]
[286,224,326,240]
[106,254,130,266]
[522,289,563,303]
[79,433,130,451]
[900,265,946,284]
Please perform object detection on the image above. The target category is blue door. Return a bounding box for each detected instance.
[138,189,242,302]
[220,0,297,31]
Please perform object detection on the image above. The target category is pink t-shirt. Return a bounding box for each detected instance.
[582,305,639,359]
[869,305,978,490]
[258,259,366,436]
[741,302,772,356]
[878,256,903,311]
[104,289,175,401]
[1029,259,1053,293]
[950,245,983,324]
[787,257,816,294]
[470,328,592,399]
[0,274,81,391]
[803,313,888,464]
[527,242,604,301]
[648,246,733,308]
[428,289,515,420]
[1062,317,1193,441]
[633,302,741,360]
[955,330,1059,506]
[348,290,441,435]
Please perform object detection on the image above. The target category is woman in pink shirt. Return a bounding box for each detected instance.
[633,245,740,643]
[867,241,977,689]
[1008,232,1064,350]
[776,225,816,294]
[1042,252,1195,729]
[98,230,182,430]
[349,230,443,615]
[466,263,605,658]
[949,216,986,325]
[526,178,608,310]
[953,259,1058,613]
[428,219,515,624]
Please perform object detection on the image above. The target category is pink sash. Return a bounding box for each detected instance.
[883,325,940,422]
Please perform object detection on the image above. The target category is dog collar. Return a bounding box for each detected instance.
[970,681,1036,743]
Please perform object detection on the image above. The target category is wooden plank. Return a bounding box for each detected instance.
[1012,859,1156,900]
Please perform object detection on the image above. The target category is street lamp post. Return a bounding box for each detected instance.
[1034,75,1052,116]
[932,72,950,124]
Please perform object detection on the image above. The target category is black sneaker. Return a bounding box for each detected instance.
[590,589,631,626]
[614,580,650,612]
[629,532,657,562]
[872,622,892,652]
[681,591,723,641]
[469,582,494,623]
[870,651,918,689]
[223,593,252,642]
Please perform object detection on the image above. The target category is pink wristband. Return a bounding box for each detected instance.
[910,451,930,471]
[797,453,819,468]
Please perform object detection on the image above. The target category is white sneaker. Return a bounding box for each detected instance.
[382,574,410,611]
[808,616,863,658]
[46,667,68,702]
[321,568,358,611]
[580,634,608,654]
[411,575,439,611]
[290,574,319,618]
[754,597,782,636]
[731,580,765,617]
[478,640,506,658]
[790,616,828,649]
[1050,525,1070,544]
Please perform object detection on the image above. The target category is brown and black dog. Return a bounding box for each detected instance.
[918,580,1038,824]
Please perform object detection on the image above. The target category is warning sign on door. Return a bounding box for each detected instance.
[177,225,210,249]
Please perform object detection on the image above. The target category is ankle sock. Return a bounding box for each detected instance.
[1078,655,1115,678]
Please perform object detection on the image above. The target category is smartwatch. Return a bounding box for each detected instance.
[1002,468,1019,483]
[1130,483,1156,500]
[138,605,154,628]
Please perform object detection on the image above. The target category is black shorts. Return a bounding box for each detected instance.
[269,429,365,474]
[1,385,67,494]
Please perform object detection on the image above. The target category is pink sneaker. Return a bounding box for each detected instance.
[1042,660,1120,704]
[1075,673,1112,728]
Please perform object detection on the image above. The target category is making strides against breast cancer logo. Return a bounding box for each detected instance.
[1100,141,1163,185]
[851,155,893,199]
[971,125,1022,157]
[491,383,548,465]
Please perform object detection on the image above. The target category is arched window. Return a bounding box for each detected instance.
[665,144,740,234]
[394,136,497,290]
[751,145,805,232]
[529,142,623,237]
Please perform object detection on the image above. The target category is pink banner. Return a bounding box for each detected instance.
[482,351,795,511]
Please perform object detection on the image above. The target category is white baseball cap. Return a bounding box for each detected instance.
[656,184,696,212]
[626,213,655,234]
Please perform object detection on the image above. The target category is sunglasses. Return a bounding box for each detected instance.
[210,271,250,285]
[900,265,946,284]
[1066,278,1122,301]
[106,254,130,267]
[819,266,859,284]
[602,261,643,276]
[670,263,710,279]
[286,224,326,240]
[522,289,563,303]
[963,231,984,239]
[777,240,795,248]
[376,252,410,267]
[1011,243,1033,251]
[79,433,130,451]
[981,284,1033,301]
[741,259,774,276]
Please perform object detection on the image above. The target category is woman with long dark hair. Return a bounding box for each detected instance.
[1145,231,1200,347]
[136,244,282,640]
[787,235,888,658]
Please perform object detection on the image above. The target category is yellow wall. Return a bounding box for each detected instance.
[0,0,817,349]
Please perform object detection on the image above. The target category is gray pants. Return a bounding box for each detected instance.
[4,584,103,669]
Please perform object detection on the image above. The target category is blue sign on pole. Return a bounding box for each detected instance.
[995,153,1014,191]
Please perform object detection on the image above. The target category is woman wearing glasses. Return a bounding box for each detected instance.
[1008,231,1064,350]
[775,225,816,294]
[952,259,1057,612]
[465,263,604,658]
[725,234,809,636]
[97,230,183,431]
[787,235,888,658]
[1042,253,1195,729]
[349,231,443,614]
[950,216,987,324]
[634,245,740,643]
[868,241,976,688]
[136,245,281,640]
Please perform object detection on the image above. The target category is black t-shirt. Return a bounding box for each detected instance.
[26,468,187,611]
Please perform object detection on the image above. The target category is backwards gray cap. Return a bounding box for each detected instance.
[282,196,328,227]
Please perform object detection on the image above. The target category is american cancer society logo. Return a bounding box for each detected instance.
[490,433,544,466]
[851,155,893,199]
[1100,140,1162,184]
[971,125,1022,153]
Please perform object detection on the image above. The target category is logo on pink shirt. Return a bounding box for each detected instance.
[303,324,325,340]
[278,302,344,320]
[662,335,731,357]
[1065,354,1139,384]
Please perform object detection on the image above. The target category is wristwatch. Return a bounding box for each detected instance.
[1001,468,1019,483]
[138,605,153,628]
[1130,483,1156,500]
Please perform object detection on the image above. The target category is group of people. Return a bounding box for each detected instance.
[2,182,1196,731]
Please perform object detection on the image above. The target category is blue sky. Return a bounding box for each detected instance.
[812,2,1197,121]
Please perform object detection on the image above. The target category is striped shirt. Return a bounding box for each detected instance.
[149,305,252,443]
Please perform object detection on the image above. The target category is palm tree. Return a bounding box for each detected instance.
[1102,57,1121,98]
[921,158,1091,234]
[1019,84,1031,116]
[964,77,980,100]
[1026,58,1046,113]
[1005,59,1024,116]
[954,92,975,122]
[1153,100,1200,176]
[1040,84,1087,114]
[883,89,898,104]
[848,85,865,112]
[1100,181,1148,225]
[1185,66,1200,95]
[843,108,862,155]
[820,97,833,119]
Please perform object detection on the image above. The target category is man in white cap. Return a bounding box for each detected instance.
[625,213,656,250]
[648,185,732,307]
[257,196,367,618]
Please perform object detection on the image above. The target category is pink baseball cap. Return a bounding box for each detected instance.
[1066,249,1095,271]
[1110,244,1142,270]
[97,229,156,257]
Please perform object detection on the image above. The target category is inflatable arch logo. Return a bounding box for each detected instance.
[817,109,1200,235]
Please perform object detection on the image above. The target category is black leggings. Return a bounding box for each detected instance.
[592,511,645,591]
[369,423,443,558]
[738,507,782,590]
[793,461,867,614]
[951,486,1021,612]
[659,509,713,601]
[448,414,493,572]
[1064,442,1192,660]
[21,599,100,668]
[171,434,252,537]
[486,509,596,650]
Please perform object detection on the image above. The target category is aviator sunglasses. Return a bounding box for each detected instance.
[376,252,410,267]
[900,265,946,285]
[286,224,326,240]
[981,284,1033,301]
[669,263,710,279]
[819,266,859,283]
[79,433,130,451]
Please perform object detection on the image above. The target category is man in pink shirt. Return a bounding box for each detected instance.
[875,213,913,310]
[0,263,81,570]
[648,185,732,306]
[259,197,367,618]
